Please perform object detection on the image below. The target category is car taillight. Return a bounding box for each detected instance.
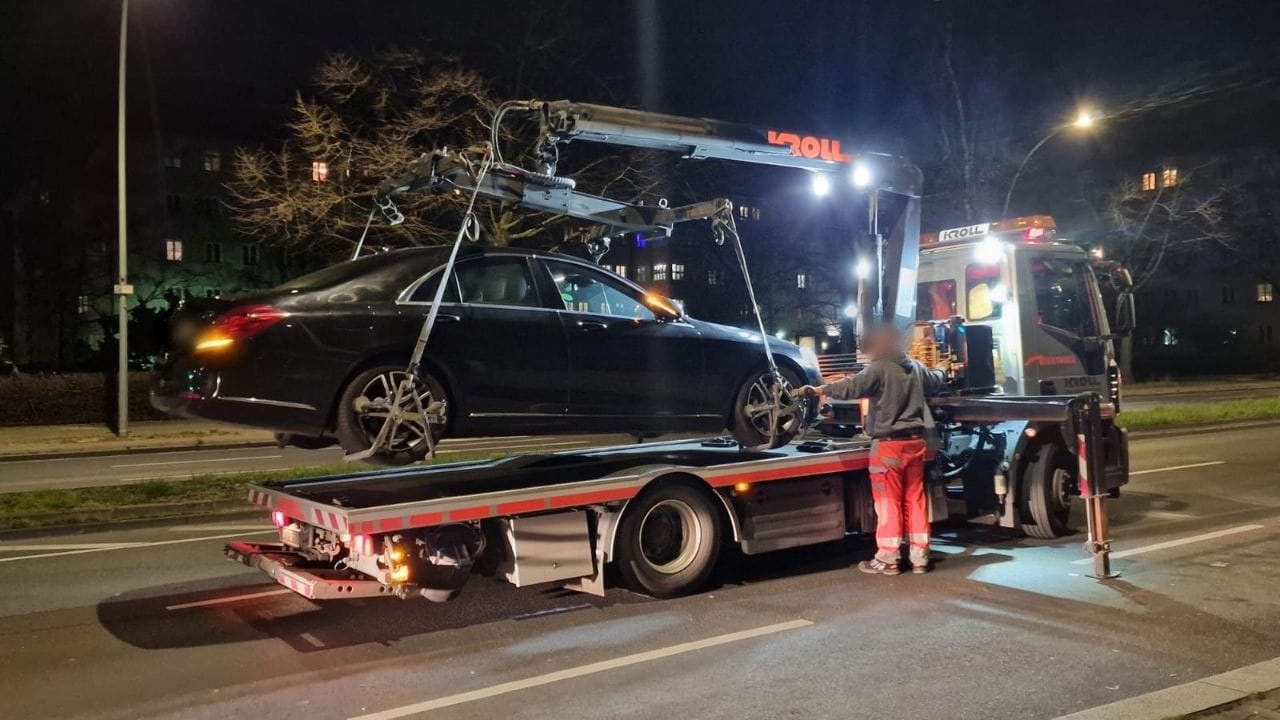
[194,305,288,352]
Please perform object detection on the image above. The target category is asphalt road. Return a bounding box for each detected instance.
[2,425,1280,719]
[0,433,675,494]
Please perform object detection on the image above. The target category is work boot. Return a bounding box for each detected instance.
[857,559,901,576]
[911,561,930,574]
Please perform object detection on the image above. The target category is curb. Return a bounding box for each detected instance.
[0,498,258,534]
[0,439,277,462]
[1054,657,1280,720]
[1126,417,1280,439]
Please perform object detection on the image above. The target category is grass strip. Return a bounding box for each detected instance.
[1118,397,1280,430]
[0,452,500,521]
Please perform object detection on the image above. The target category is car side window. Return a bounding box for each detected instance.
[455,257,541,308]
[545,259,656,320]
[407,269,460,304]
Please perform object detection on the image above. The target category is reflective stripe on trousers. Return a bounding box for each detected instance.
[869,438,930,565]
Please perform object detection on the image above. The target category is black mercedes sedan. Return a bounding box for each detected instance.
[152,246,821,463]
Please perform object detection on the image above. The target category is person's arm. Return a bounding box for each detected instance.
[921,366,948,396]
[821,364,882,400]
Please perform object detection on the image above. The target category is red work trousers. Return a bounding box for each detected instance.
[869,438,930,566]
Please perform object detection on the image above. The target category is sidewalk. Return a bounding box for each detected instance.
[1127,375,1280,398]
[0,420,275,459]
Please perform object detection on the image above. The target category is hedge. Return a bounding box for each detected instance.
[0,372,171,427]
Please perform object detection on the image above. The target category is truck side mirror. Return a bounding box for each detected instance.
[1113,290,1136,336]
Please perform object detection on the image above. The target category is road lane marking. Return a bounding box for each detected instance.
[348,618,813,720]
[300,632,326,648]
[0,542,149,551]
[1129,460,1225,476]
[1071,523,1265,564]
[111,454,284,468]
[0,530,275,563]
[166,588,294,610]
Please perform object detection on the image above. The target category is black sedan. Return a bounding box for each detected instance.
[152,246,821,463]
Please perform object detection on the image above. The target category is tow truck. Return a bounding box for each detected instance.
[225,101,1133,604]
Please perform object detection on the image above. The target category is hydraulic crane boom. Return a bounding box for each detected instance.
[377,98,924,327]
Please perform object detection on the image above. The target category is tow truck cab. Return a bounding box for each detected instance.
[916,216,1133,409]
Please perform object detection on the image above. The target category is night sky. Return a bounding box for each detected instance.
[3,0,1279,201]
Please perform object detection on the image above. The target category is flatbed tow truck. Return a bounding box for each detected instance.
[225,100,1132,603]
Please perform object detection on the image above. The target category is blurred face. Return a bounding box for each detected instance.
[866,325,902,360]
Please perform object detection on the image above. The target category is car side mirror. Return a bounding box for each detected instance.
[644,293,683,321]
[1113,289,1135,336]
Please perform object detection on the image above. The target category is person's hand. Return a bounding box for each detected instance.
[796,385,821,398]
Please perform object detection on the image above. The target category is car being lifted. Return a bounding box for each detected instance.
[151,245,821,463]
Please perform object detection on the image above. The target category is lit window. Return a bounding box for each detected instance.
[205,242,222,263]
[242,244,260,267]
[202,151,221,172]
[653,264,668,281]
[612,265,627,278]
[1162,327,1178,346]
[671,264,685,280]
[77,295,90,315]
[1141,172,1156,191]
[707,270,721,286]
[1258,282,1274,303]
[312,161,329,183]
[165,240,183,261]
[1162,167,1178,187]
[635,265,648,282]
[797,273,807,289]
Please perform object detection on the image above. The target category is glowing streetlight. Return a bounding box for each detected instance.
[810,173,832,197]
[854,258,871,279]
[1003,106,1105,216]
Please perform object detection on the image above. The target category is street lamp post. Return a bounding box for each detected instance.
[115,0,132,436]
[1001,109,1100,217]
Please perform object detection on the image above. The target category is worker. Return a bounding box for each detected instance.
[799,324,947,575]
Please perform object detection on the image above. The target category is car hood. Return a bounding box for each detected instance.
[684,317,814,365]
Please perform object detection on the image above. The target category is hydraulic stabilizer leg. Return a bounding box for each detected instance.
[1073,393,1118,579]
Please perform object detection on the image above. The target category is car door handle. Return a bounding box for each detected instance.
[577,320,608,332]
[432,313,462,323]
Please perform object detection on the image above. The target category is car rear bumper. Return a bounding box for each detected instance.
[151,360,324,436]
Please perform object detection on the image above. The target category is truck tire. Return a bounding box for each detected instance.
[336,365,448,466]
[731,365,807,450]
[615,484,722,598]
[1020,443,1076,539]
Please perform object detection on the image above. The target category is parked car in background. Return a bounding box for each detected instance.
[151,246,821,463]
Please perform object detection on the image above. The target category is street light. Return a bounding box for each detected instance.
[854,258,871,279]
[1001,107,1103,217]
[115,0,132,437]
[850,161,872,189]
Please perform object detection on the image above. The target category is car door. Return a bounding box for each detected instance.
[403,255,569,422]
[538,258,706,423]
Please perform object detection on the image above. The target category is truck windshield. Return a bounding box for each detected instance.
[1031,258,1099,337]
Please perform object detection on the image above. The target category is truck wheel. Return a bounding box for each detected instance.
[1020,443,1076,539]
[731,365,808,449]
[615,484,722,598]
[336,365,448,466]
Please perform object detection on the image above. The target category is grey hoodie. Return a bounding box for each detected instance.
[821,353,948,439]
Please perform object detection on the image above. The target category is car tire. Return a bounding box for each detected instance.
[730,364,807,449]
[614,483,722,598]
[335,365,448,466]
[1020,442,1076,538]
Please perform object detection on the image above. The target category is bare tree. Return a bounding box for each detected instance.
[227,49,661,261]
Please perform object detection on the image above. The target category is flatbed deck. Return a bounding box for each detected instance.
[250,436,872,536]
